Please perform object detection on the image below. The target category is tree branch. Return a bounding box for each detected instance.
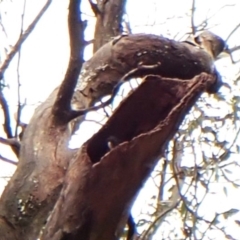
[69,64,160,121]
[88,0,101,15]
[15,0,27,138]
[42,73,214,240]
[0,154,17,165]
[0,91,13,139]
[225,23,240,43]
[52,0,85,125]
[190,0,196,35]
[0,92,20,156]
[0,0,52,77]
[93,0,127,52]
[226,45,240,64]
[77,34,221,106]
[0,137,20,148]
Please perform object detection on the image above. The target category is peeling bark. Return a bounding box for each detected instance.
[71,33,221,130]
[0,0,222,238]
[42,73,215,240]
[0,31,221,239]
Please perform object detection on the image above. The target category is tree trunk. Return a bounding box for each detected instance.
[0,0,222,239]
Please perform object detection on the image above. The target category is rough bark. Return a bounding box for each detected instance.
[0,0,222,239]
[73,33,220,110]
[0,0,127,238]
[0,0,85,239]
[41,73,215,240]
[0,35,220,240]
[92,0,127,52]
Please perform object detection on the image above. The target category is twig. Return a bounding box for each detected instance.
[0,0,52,76]
[190,0,196,35]
[85,39,94,45]
[0,91,13,138]
[194,4,234,34]
[0,137,20,148]
[100,98,110,118]
[141,201,179,239]
[14,0,26,138]
[158,159,168,202]
[223,24,240,64]
[15,53,22,137]
[225,23,240,43]
[122,13,132,34]
[0,91,20,156]
[226,45,240,64]
[0,154,18,165]
[0,17,8,40]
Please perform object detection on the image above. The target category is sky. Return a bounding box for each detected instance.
[1,0,240,238]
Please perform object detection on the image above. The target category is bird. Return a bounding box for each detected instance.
[183,31,226,59]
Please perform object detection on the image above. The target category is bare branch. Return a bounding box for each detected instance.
[88,0,101,15]
[141,201,179,239]
[0,154,17,165]
[190,0,196,35]
[229,45,240,53]
[0,91,13,138]
[122,16,132,34]
[52,0,85,125]
[192,4,235,34]
[93,0,127,52]
[226,45,240,64]
[42,73,214,239]
[15,54,22,138]
[0,0,52,76]
[0,91,20,156]
[225,24,240,43]
[158,159,168,202]
[14,0,26,138]
[85,39,94,45]
[0,137,20,148]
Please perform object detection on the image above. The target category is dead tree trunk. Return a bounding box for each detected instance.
[41,73,216,240]
[0,0,223,239]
